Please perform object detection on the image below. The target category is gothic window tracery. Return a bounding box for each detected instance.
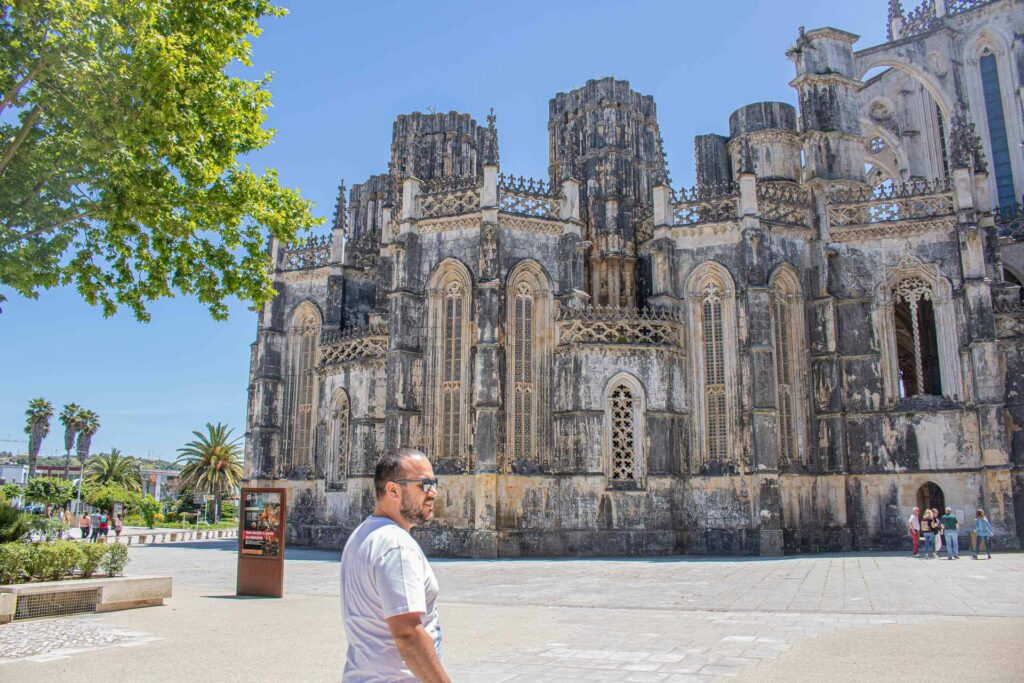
[505,262,552,473]
[687,263,739,474]
[427,261,473,467]
[283,304,320,470]
[701,283,729,465]
[769,268,808,468]
[441,280,465,459]
[604,375,645,487]
[328,390,350,489]
[892,276,942,397]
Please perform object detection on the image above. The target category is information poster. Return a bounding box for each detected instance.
[241,491,282,558]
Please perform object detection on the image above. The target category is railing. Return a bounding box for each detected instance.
[556,306,683,347]
[282,235,331,271]
[995,203,1024,242]
[902,1,938,38]
[757,182,813,229]
[319,323,389,366]
[498,173,560,220]
[826,178,954,228]
[672,183,739,227]
[418,177,481,219]
[946,0,996,16]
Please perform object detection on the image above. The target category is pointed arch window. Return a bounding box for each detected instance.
[441,281,465,459]
[769,268,809,467]
[687,263,740,474]
[875,260,963,404]
[505,262,553,473]
[327,390,350,489]
[702,284,729,465]
[892,276,942,397]
[426,261,472,469]
[604,375,646,488]
[283,305,320,470]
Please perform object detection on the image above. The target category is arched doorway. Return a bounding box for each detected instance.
[917,481,945,513]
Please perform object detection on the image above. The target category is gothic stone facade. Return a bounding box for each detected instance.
[246,1,1024,556]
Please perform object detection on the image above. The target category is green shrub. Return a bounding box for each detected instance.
[101,543,129,577]
[78,543,107,578]
[25,541,81,581]
[0,543,29,584]
[86,485,140,515]
[139,495,160,529]
[0,504,30,543]
[29,517,68,542]
[220,501,238,518]
[122,514,145,526]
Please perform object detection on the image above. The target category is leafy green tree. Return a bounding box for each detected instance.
[0,482,21,504]
[74,409,100,479]
[175,422,244,521]
[58,403,84,480]
[23,397,52,477]
[85,485,139,515]
[85,448,141,491]
[24,476,74,513]
[0,1,320,320]
[0,503,30,542]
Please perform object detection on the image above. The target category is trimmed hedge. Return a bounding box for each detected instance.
[0,541,132,584]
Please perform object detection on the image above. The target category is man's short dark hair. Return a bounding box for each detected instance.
[374,447,425,499]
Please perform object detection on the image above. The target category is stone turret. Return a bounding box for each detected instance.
[695,134,732,187]
[344,174,390,268]
[548,77,667,306]
[788,27,865,183]
[727,102,802,182]
[390,111,487,181]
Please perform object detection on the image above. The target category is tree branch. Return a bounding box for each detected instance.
[0,209,91,247]
[0,58,46,116]
[0,104,42,176]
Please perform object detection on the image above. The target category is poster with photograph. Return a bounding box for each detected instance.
[241,490,282,558]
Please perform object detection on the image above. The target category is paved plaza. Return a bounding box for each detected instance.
[0,541,1022,681]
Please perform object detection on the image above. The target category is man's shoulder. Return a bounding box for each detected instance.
[347,517,418,556]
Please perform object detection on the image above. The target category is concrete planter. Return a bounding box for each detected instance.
[0,575,172,623]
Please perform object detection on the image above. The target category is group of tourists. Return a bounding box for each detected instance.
[77,510,123,542]
[908,506,993,560]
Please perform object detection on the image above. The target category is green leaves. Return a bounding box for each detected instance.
[0,0,320,320]
[84,448,141,491]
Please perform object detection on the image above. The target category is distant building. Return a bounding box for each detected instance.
[0,464,28,486]
[141,468,180,501]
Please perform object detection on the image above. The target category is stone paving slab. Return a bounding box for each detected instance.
[0,617,156,663]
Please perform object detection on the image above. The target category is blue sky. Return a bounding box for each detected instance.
[0,1,886,461]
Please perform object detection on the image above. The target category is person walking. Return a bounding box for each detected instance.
[940,507,960,559]
[932,508,943,556]
[113,516,123,539]
[973,509,993,560]
[340,447,449,683]
[78,512,91,540]
[89,510,101,542]
[921,509,936,558]
[97,512,110,542]
[908,507,920,557]
[62,508,72,527]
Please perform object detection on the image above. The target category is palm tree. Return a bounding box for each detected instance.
[176,423,244,522]
[24,398,54,478]
[59,403,84,480]
[85,448,142,491]
[75,409,100,480]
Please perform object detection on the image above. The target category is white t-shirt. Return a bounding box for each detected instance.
[340,515,441,682]
[908,514,920,531]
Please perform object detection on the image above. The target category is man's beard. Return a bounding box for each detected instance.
[399,490,430,526]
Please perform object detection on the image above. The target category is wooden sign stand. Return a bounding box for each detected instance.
[237,487,286,597]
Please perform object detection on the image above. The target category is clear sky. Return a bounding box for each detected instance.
[0,1,886,461]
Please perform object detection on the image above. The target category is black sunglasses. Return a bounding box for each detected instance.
[391,478,439,494]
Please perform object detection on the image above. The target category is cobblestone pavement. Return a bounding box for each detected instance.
[0,542,1020,681]
[0,617,155,663]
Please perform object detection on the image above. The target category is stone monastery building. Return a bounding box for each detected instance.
[246,0,1024,556]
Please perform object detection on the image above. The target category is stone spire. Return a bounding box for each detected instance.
[887,0,905,41]
[333,179,347,234]
[483,108,499,166]
[949,102,988,173]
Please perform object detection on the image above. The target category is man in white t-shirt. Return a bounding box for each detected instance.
[340,447,449,682]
